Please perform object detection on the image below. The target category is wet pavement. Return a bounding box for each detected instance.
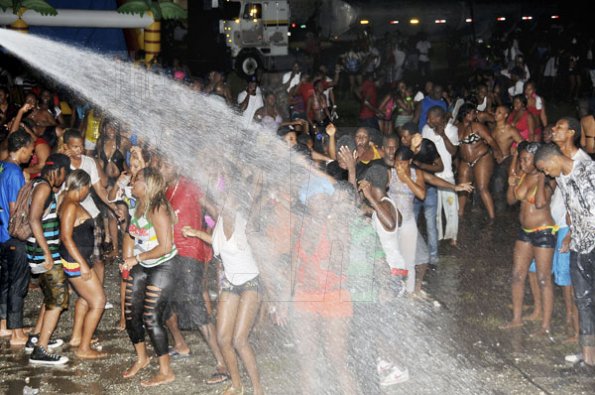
[1,206,595,394]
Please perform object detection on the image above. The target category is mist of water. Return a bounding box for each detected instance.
[0,28,490,394]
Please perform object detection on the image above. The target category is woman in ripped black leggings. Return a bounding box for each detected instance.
[119,168,178,387]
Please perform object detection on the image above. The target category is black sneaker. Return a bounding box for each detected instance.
[25,334,64,354]
[29,346,68,365]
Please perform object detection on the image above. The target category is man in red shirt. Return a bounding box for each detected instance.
[356,72,381,130]
[159,160,229,384]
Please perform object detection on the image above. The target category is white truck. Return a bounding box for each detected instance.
[219,0,290,77]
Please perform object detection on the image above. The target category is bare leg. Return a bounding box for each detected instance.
[457,162,472,217]
[524,272,542,321]
[93,259,105,286]
[415,264,429,294]
[69,297,88,346]
[0,319,10,337]
[37,307,62,348]
[323,317,357,395]
[232,290,263,395]
[216,291,243,391]
[199,322,227,372]
[473,154,495,220]
[123,341,151,378]
[563,285,579,343]
[165,313,190,354]
[532,246,554,334]
[69,271,106,358]
[117,280,126,331]
[141,354,175,387]
[293,311,319,395]
[501,241,533,329]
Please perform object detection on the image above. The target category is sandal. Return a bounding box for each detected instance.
[206,371,230,385]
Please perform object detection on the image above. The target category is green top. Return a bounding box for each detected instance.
[347,216,386,303]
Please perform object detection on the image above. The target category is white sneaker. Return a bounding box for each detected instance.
[377,359,393,376]
[565,353,583,363]
[380,365,410,386]
[104,301,114,310]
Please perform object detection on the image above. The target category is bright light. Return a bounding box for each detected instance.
[465,18,472,23]
[300,24,306,29]
[522,16,533,20]
[234,18,240,24]
[287,32,291,37]
[291,22,296,28]
[497,17,506,21]
[551,15,560,19]
[435,19,446,24]
[409,18,420,25]
[389,20,399,25]
[360,19,369,25]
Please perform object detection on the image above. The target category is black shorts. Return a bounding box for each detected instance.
[164,256,209,329]
[517,227,557,248]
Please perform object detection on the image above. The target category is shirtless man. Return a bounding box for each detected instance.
[24,93,56,129]
[580,113,595,157]
[491,105,523,212]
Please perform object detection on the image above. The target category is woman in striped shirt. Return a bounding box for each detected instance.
[120,167,178,387]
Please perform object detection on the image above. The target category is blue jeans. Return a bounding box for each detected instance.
[414,186,438,264]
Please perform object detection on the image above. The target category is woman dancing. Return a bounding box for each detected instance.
[457,104,503,223]
[59,169,106,359]
[120,168,178,386]
[182,192,263,395]
[501,142,555,337]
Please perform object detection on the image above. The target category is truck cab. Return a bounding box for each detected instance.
[219,1,290,77]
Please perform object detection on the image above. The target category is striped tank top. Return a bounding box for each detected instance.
[129,211,177,268]
[26,181,60,274]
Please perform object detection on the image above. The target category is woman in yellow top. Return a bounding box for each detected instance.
[501,142,556,337]
[81,108,102,155]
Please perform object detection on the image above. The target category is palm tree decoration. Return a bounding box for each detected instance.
[0,0,57,16]
[117,0,187,20]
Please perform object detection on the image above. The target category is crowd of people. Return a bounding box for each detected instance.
[0,23,595,393]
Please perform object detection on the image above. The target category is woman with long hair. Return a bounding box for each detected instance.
[59,169,106,359]
[119,167,178,387]
[508,94,536,142]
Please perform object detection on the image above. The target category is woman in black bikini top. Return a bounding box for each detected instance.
[456,103,504,224]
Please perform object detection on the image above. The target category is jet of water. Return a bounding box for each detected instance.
[0,28,489,394]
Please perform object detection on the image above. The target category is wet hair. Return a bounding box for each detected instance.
[458,103,477,122]
[8,129,33,153]
[63,128,84,144]
[559,116,581,146]
[65,169,91,191]
[41,153,71,178]
[521,142,541,156]
[427,105,446,118]
[534,143,563,164]
[516,140,529,155]
[363,164,388,190]
[399,122,419,135]
[513,94,527,107]
[395,146,414,161]
[138,167,176,221]
[337,134,356,152]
